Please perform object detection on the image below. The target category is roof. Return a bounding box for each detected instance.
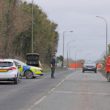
[0,59,14,62]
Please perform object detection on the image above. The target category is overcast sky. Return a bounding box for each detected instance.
[26,0,110,61]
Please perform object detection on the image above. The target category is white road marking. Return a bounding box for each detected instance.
[48,74,73,94]
[54,90,110,96]
[28,73,74,110]
[48,88,56,94]
[48,79,65,94]
[55,91,73,94]
[65,74,74,80]
[27,71,107,110]
[55,79,65,88]
[27,96,47,110]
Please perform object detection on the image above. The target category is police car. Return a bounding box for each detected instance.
[14,59,43,79]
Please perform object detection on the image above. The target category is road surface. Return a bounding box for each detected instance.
[0,69,110,110]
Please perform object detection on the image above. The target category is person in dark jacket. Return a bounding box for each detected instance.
[50,55,56,78]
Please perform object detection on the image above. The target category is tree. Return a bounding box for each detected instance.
[0,1,59,65]
[57,55,64,67]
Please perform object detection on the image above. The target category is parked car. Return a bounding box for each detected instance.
[13,59,43,79]
[0,59,20,84]
[82,62,97,73]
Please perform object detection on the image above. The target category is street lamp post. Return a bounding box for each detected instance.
[96,16,108,57]
[62,30,73,67]
[67,48,69,67]
[66,40,75,67]
[32,0,34,53]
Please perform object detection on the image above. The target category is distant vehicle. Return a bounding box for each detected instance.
[14,59,43,79]
[82,62,97,73]
[0,59,20,84]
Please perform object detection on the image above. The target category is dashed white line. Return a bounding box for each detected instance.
[48,88,56,94]
[28,73,74,110]
[48,74,74,94]
[34,96,47,105]
[65,74,74,80]
[55,79,65,88]
[27,96,47,110]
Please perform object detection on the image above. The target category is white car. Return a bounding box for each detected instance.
[0,59,20,84]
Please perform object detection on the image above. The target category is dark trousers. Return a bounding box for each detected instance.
[51,66,55,78]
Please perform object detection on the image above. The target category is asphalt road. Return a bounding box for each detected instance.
[0,69,110,110]
[0,68,72,110]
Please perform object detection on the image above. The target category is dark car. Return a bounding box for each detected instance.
[82,63,97,73]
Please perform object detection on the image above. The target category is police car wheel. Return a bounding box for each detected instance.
[25,70,33,79]
[13,77,18,84]
[40,74,44,76]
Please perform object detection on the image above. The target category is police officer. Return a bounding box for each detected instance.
[50,55,56,78]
